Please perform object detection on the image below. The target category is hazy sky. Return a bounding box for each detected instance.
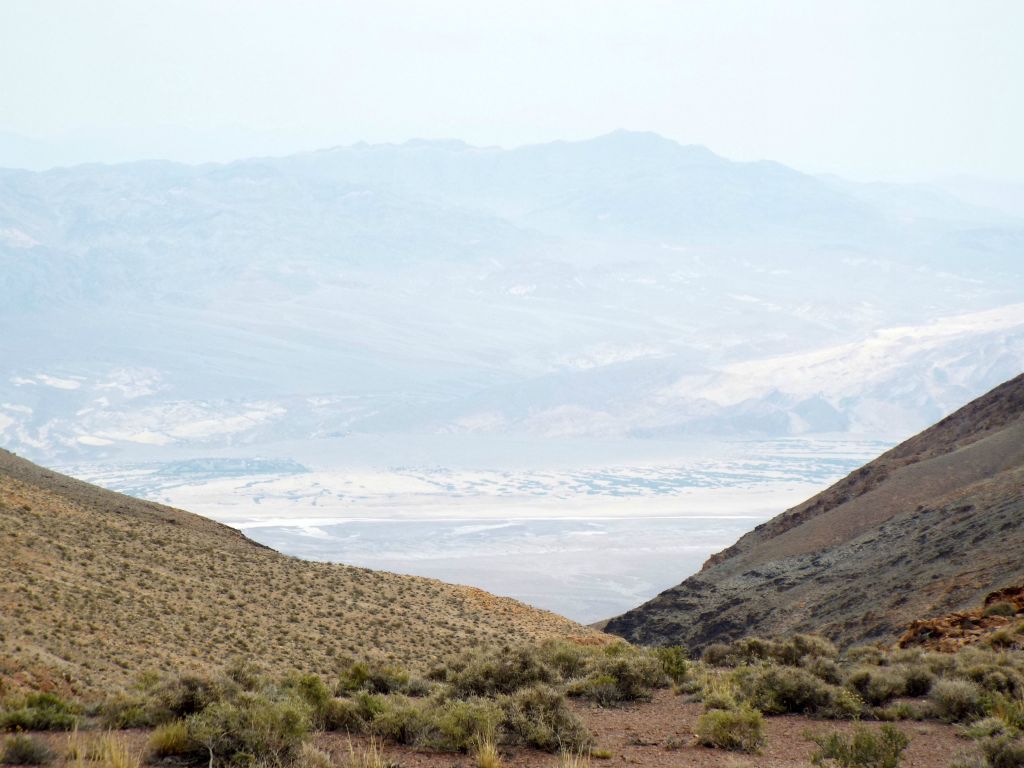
[1,0,1022,181]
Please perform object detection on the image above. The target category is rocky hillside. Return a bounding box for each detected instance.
[606,373,1024,649]
[0,449,604,697]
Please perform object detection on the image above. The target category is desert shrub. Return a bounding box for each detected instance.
[694,707,764,753]
[738,665,862,718]
[845,646,886,667]
[322,697,365,733]
[574,650,664,706]
[100,673,227,729]
[422,699,503,752]
[922,652,957,677]
[447,646,556,697]
[654,646,690,685]
[700,673,740,711]
[778,635,838,665]
[805,657,844,685]
[366,695,429,746]
[980,735,1024,768]
[962,716,1014,740]
[187,692,310,767]
[338,661,417,696]
[2,734,52,765]
[984,603,1018,619]
[97,693,155,730]
[700,635,835,668]
[930,679,986,723]
[0,693,79,731]
[898,665,935,697]
[962,665,1024,698]
[809,724,909,768]
[846,667,905,706]
[989,629,1024,651]
[538,641,589,680]
[701,643,734,667]
[147,720,202,761]
[989,692,1024,732]
[870,702,926,722]
[499,685,590,752]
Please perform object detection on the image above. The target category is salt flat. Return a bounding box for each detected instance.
[64,436,885,621]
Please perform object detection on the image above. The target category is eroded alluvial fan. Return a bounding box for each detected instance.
[606,373,1024,650]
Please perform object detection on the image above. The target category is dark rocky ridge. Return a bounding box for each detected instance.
[605,373,1024,649]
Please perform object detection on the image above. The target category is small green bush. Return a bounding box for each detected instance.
[809,724,909,768]
[898,665,935,697]
[187,692,310,767]
[930,679,986,723]
[574,650,664,706]
[0,693,78,732]
[983,603,1018,619]
[654,647,690,685]
[337,661,416,696]
[322,697,365,733]
[846,667,905,706]
[421,698,503,752]
[2,734,52,765]
[739,665,861,718]
[694,707,764,753]
[980,735,1024,768]
[805,657,844,685]
[499,685,591,752]
[448,646,556,697]
[366,695,428,746]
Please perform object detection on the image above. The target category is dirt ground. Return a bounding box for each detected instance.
[317,690,979,768]
[21,690,979,768]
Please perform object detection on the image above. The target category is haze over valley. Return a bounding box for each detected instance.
[3,132,1023,619]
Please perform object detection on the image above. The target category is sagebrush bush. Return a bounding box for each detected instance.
[809,724,909,768]
[447,646,556,697]
[898,665,935,697]
[338,661,420,696]
[654,646,690,685]
[738,665,862,718]
[322,697,365,733]
[980,735,1024,768]
[187,692,310,766]
[500,685,590,752]
[695,707,764,753]
[930,679,986,723]
[573,649,664,706]
[2,734,52,765]
[846,667,905,706]
[700,635,836,668]
[1,693,79,732]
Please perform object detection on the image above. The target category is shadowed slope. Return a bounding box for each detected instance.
[606,373,1024,649]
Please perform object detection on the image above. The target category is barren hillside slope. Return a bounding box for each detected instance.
[606,373,1024,649]
[0,449,604,697]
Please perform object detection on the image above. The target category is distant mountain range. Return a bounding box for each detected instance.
[2,132,1023,463]
[605,373,1024,648]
